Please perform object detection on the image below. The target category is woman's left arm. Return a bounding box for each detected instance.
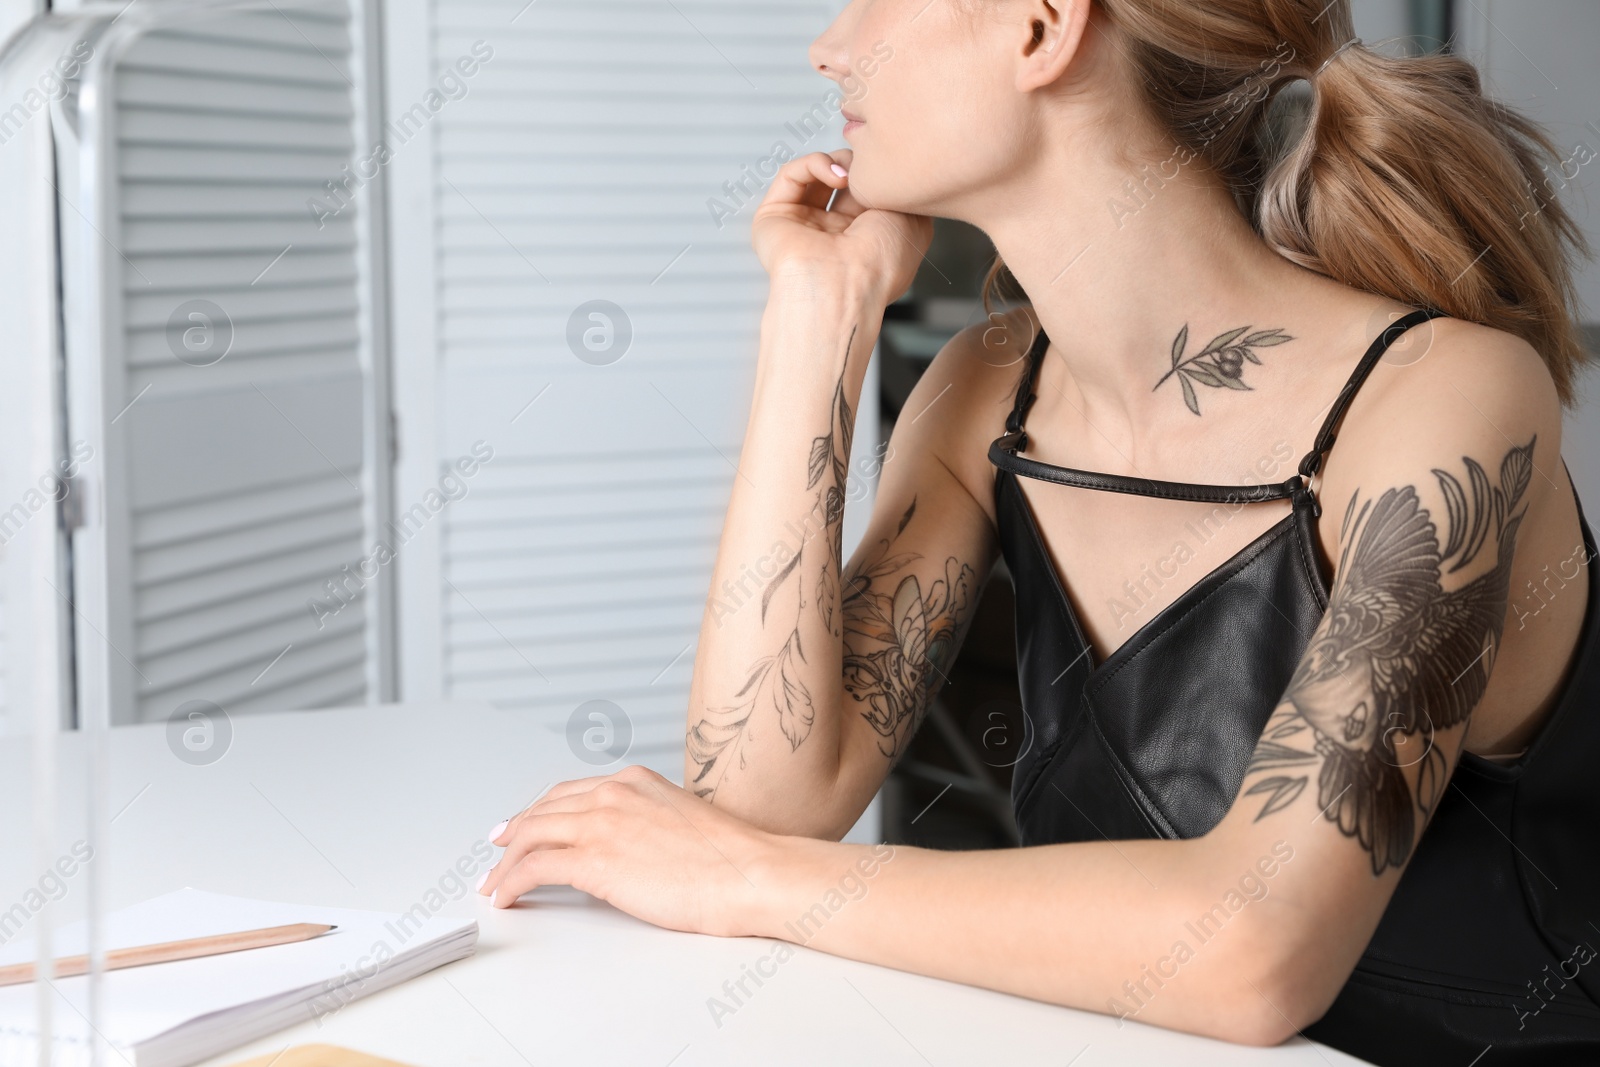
[475,326,1563,1047]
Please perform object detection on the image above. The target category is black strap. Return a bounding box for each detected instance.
[1002,324,1047,436]
[988,445,1304,503]
[988,305,1449,505]
[1295,306,1448,479]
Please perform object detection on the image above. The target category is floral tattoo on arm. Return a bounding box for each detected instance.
[686,330,859,799]
[841,497,978,760]
[1241,436,1535,874]
[686,322,981,797]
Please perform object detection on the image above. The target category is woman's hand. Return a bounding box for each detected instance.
[476,764,786,937]
[750,149,933,305]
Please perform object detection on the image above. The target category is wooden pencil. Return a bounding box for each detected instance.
[0,921,337,987]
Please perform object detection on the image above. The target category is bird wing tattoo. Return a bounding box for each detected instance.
[1243,436,1534,875]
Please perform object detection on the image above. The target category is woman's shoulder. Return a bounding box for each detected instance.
[1315,312,1570,572]
[1332,314,1563,467]
[889,305,1039,526]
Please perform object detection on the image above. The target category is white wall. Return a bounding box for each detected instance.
[1454,0,1600,511]
[1348,0,1412,50]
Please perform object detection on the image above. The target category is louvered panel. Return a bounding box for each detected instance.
[433,0,823,37]
[125,313,361,368]
[109,0,375,724]
[447,567,714,611]
[146,625,369,716]
[137,575,345,661]
[450,518,714,556]
[417,0,863,748]
[120,249,357,288]
[133,525,359,624]
[432,238,759,269]
[436,277,763,310]
[125,282,358,329]
[448,600,707,645]
[134,472,361,548]
[120,37,352,86]
[119,215,357,254]
[121,147,356,185]
[430,63,820,95]
[463,487,730,525]
[117,70,351,115]
[128,8,352,55]
[119,109,354,151]
[435,103,818,134]
[437,316,757,357]
[447,622,704,677]
[139,605,365,695]
[136,501,363,588]
[436,128,798,156]
[221,659,368,715]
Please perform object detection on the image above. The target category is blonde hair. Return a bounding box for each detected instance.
[981,0,1594,405]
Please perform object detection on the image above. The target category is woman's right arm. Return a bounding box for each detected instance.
[682,151,1008,839]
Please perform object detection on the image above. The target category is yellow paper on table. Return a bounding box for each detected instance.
[227,1045,416,1067]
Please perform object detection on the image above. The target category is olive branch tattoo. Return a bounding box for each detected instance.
[1240,436,1535,875]
[1152,323,1294,415]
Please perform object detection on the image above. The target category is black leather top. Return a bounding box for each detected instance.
[988,309,1600,1063]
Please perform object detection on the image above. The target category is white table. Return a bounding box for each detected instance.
[1,704,1366,1066]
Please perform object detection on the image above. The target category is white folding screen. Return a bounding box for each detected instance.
[386,0,875,752]
[0,16,80,738]
[2,0,871,744]
[58,0,394,726]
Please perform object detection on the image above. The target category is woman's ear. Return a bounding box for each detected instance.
[1016,0,1090,92]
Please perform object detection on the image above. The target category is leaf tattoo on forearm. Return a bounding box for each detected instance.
[1241,436,1535,875]
[811,362,854,638]
[841,497,978,759]
[686,328,858,800]
[1152,323,1294,415]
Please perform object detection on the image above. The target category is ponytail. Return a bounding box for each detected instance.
[982,0,1594,405]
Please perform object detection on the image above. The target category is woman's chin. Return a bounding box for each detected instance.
[844,172,933,218]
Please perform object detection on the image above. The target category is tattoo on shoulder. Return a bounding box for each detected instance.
[841,497,979,759]
[1241,436,1535,874]
[1151,323,1294,416]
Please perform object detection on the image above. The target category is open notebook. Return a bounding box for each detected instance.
[0,888,478,1067]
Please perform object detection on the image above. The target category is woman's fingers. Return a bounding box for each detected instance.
[481,768,662,895]
[490,845,589,908]
[761,151,852,213]
[481,809,594,898]
[489,774,609,844]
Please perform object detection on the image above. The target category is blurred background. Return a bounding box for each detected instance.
[0,0,1594,854]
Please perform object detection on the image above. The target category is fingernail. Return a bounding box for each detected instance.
[475,870,490,893]
[490,889,499,907]
[489,820,508,841]
[830,163,847,178]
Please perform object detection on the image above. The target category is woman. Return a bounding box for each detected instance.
[477,0,1600,1060]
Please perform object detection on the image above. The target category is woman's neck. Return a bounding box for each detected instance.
[968,144,1322,447]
